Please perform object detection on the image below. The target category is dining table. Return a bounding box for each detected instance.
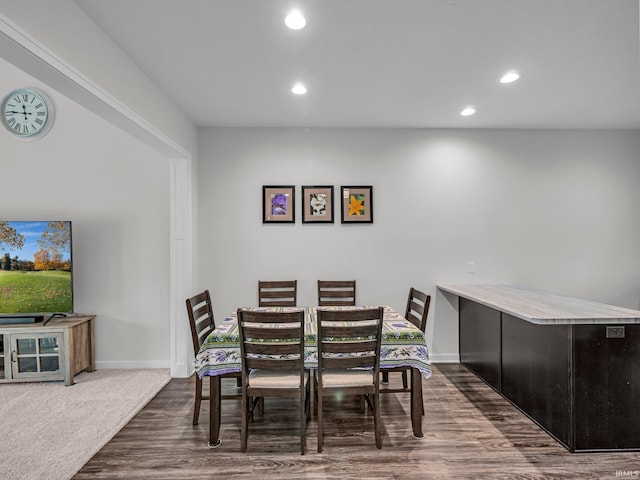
[194,305,432,447]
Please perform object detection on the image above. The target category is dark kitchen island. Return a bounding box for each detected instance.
[438,284,640,452]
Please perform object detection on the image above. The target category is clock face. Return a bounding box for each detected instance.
[1,88,52,139]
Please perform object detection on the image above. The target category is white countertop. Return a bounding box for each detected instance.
[437,284,640,325]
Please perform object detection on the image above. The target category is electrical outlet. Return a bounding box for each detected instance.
[606,326,625,338]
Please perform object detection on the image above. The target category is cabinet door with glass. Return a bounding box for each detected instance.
[10,333,65,381]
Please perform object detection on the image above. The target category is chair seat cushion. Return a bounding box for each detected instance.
[321,369,374,387]
[249,369,309,388]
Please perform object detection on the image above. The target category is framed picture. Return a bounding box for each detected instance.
[341,185,373,223]
[302,185,334,223]
[263,185,295,223]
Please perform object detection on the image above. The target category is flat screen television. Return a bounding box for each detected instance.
[0,221,73,323]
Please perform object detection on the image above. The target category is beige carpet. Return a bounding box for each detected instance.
[0,368,171,480]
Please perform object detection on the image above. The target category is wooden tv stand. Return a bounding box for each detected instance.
[0,315,95,386]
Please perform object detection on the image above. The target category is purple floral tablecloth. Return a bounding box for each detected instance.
[195,306,431,379]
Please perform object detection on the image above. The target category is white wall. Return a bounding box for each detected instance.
[197,127,640,361]
[1,1,199,374]
[0,0,197,154]
[0,58,171,367]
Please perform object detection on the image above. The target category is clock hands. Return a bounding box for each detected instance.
[5,105,33,121]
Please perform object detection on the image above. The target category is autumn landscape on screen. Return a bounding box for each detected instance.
[0,221,72,314]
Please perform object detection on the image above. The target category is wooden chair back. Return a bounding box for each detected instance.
[317,280,356,306]
[316,307,383,379]
[237,309,305,375]
[258,280,298,307]
[186,290,215,355]
[405,287,431,332]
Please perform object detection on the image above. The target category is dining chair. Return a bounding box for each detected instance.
[317,280,356,306]
[258,280,297,307]
[185,290,241,426]
[316,306,384,452]
[237,308,310,454]
[380,288,431,406]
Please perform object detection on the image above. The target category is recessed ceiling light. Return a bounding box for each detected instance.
[292,83,307,95]
[500,71,520,84]
[460,106,476,116]
[285,9,306,30]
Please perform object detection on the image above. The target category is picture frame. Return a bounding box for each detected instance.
[263,185,295,223]
[341,185,373,223]
[302,185,334,223]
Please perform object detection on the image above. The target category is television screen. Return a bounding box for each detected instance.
[0,221,73,316]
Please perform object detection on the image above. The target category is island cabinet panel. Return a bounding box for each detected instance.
[573,324,640,451]
[501,314,572,448]
[442,284,640,452]
[459,298,501,392]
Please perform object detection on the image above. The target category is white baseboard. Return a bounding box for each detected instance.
[429,353,460,363]
[95,360,171,370]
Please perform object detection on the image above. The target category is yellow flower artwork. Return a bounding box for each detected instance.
[348,194,366,216]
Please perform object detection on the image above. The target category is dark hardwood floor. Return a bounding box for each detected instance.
[73,364,640,479]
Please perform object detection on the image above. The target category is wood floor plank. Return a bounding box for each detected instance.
[73,364,640,479]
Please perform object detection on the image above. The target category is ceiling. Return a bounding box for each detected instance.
[75,0,640,129]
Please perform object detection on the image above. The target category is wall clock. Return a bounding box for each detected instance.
[1,88,54,140]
